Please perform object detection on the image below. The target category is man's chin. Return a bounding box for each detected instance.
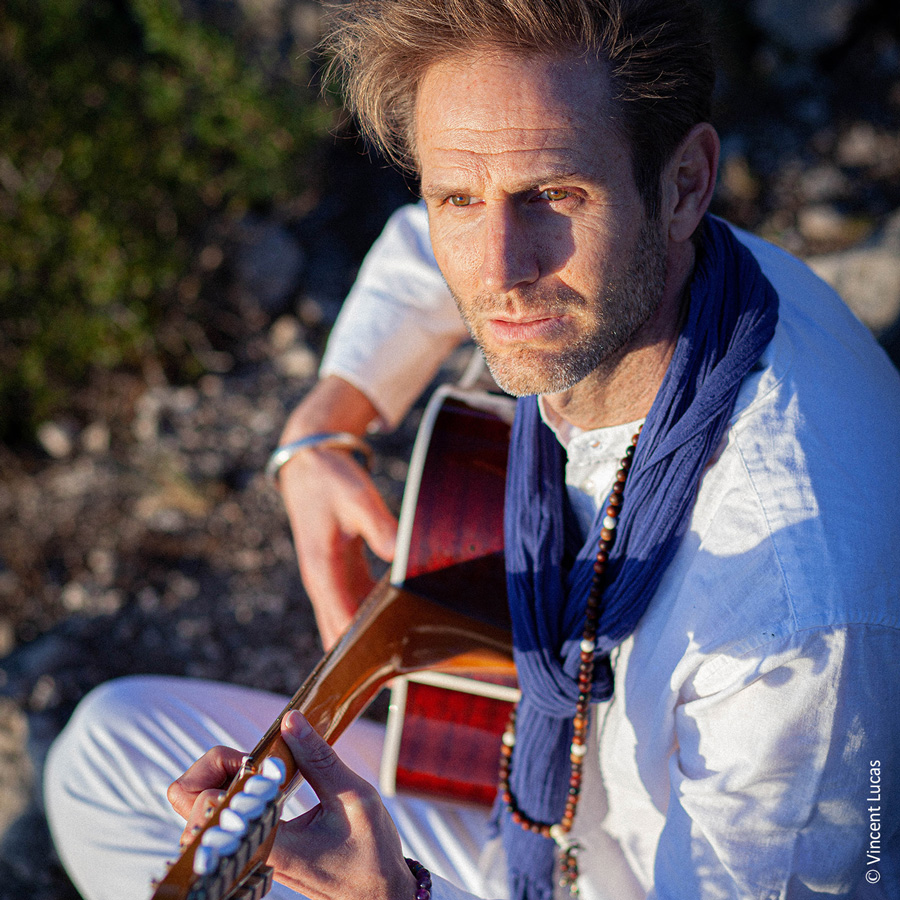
[480,348,589,398]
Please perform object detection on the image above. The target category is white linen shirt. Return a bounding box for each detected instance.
[321,203,900,899]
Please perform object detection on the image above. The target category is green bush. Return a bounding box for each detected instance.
[0,0,330,442]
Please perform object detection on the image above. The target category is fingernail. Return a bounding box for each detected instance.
[282,710,312,737]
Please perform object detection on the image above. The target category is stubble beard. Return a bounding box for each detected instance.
[452,218,669,397]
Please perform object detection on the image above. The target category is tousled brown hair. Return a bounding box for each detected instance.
[322,0,714,217]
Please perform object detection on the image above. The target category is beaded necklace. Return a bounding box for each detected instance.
[498,427,641,895]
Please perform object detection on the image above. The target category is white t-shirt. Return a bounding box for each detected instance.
[322,203,900,899]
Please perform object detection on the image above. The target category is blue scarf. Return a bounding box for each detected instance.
[499,216,779,900]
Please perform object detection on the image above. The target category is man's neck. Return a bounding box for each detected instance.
[543,241,696,431]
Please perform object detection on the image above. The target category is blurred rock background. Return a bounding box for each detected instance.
[0,0,898,896]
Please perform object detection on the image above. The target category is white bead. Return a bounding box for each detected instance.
[501,730,516,748]
[549,824,575,850]
[229,792,267,821]
[193,843,220,876]
[201,826,240,856]
[570,742,588,758]
[580,638,595,654]
[219,807,248,835]
[261,757,286,783]
[243,775,279,802]
[602,515,617,530]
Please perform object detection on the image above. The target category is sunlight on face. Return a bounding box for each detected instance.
[452,219,667,396]
[416,50,669,396]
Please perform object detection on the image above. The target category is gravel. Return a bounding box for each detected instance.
[1,2,899,896]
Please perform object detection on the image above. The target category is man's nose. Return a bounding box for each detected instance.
[480,203,539,293]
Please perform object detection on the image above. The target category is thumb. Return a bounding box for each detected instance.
[280,711,357,801]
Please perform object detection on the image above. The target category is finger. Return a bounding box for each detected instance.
[280,455,380,647]
[180,788,227,845]
[280,710,359,802]
[299,535,374,649]
[167,746,245,819]
[289,448,397,563]
[335,471,398,562]
[299,531,371,609]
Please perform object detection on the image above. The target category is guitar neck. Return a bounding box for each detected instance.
[151,573,513,900]
[248,573,514,798]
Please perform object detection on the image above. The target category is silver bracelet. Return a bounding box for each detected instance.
[265,432,373,484]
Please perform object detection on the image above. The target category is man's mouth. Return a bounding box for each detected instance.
[486,314,570,343]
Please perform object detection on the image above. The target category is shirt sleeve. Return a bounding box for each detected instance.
[320,201,470,429]
[650,624,899,899]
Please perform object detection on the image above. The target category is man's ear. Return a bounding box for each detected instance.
[662,122,719,244]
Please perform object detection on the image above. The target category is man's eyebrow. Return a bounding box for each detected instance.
[510,168,586,190]
[421,168,591,200]
[419,180,460,201]
[530,167,584,183]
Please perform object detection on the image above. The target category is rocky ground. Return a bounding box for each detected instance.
[1,1,899,897]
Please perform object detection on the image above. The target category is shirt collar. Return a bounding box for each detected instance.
[537,395,645,461]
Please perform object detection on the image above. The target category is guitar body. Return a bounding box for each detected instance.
[382,386,519,807]
[149,386,518,900]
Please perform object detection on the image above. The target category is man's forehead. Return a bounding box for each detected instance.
[414,49,624,184]
[417,48,612,120]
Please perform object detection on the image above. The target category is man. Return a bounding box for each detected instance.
[44,1,900,899]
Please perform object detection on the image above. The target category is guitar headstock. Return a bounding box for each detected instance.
[149,756,289,900]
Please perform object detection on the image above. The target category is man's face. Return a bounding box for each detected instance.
[416,50,669,397]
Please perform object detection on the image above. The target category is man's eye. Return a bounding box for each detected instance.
[539,188,570,202]
[448,195,474,207]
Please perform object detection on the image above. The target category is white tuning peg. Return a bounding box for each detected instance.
[193,843,220,876]
[229,791,267,821]
[219,807,248,835]
[243,775,279,802]
[261,757,287,784]
[200,826,240,857]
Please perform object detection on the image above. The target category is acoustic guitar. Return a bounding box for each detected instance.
[148,385,518,900]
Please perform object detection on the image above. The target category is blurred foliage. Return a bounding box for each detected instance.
[0,0,330,443]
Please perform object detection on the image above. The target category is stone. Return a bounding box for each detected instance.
[80,422,110,455]
[798,165,848,205]
[749,0,865,54]
[35,423,74,460]
[0,699,30,836]
[275,345,317,380]
[269,315,304,353]
[236,216,305,314]
[808,246,900,335]
[796,204,853,245]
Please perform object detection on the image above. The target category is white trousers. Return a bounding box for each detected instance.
[43,676,503,900]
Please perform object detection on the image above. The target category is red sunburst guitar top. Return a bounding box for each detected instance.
[148,386,518,900]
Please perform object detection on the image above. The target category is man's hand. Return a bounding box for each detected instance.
[168,712,417,900]
[167,745,246,846]
[276,376,398,649]
[270,711,416,900]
